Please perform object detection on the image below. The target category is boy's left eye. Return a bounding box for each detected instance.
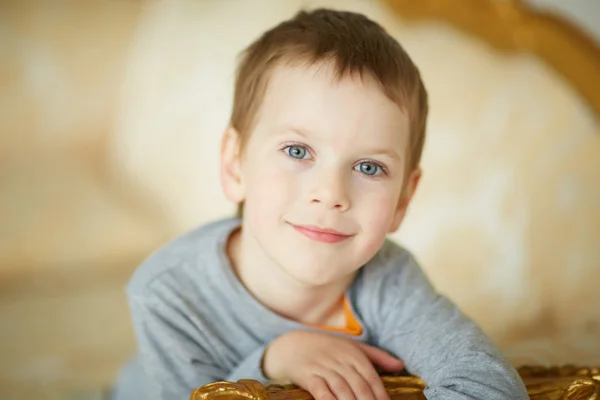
[354,161,383,176]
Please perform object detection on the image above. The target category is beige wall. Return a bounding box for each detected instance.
[112,0,600,362]
[1,0,599,398]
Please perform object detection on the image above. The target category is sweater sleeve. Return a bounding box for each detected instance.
[128,293,269,400]
[370,250,529,400]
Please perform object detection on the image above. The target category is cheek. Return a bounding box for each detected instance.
[357,193,399,260]
[244,158,299,217]
[356,185,400,235]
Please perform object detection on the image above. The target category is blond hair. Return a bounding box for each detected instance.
[230,9,428,217]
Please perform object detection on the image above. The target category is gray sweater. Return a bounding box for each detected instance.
[111,218,528,400]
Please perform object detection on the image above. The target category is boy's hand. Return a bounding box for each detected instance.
[262,330,404,400]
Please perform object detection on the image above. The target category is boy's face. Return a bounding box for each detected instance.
[221,63,420,286]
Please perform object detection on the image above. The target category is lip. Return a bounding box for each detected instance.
[288,223,353,244]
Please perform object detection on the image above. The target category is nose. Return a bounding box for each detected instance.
[308,168,351,212]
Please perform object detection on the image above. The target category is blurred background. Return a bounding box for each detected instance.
[1,0,599,399]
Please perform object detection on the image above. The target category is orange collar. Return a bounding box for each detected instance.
[306,297,362,336]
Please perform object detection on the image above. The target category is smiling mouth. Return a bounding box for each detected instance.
[288,223,353,244]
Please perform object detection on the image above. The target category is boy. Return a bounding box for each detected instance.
[112,8,528,400]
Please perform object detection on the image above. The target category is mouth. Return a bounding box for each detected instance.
[287,222,353,244]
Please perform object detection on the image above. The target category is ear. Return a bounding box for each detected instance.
[219,127,245,204]
[388,168,422,233]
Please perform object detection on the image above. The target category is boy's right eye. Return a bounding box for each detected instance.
[284,145,309,160]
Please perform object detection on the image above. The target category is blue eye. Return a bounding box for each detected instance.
[355,161,382,176]
[285,145,308,159]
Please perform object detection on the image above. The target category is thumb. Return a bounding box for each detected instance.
[358,343,405,372]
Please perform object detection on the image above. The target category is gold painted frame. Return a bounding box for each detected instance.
[381,0,600,117]
[190,365,600,399]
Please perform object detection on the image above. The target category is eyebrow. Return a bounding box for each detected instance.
[274,126,312,139]
[366,148,402,161]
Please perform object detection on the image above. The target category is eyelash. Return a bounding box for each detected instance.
[356,159,388,177]
[279,142,389,177]
[281,142,312,161]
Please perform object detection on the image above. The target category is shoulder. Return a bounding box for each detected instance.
[350,239,438,326]
[126,217,240,298]
[357,239,432,293]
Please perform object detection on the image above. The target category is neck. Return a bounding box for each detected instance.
[227,224,355,325]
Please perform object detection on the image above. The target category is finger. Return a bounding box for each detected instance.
[358,343,405,372]
[343,365,377,400]
[352,361,391,400]
[319,369,356,400]
[303,375,336,400]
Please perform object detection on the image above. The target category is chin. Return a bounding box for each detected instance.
[280,258,347,287]
[290,274,337,287]
[278,261,329,286]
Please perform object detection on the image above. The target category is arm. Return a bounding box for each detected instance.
[129,293,269,400]
[374,255,528,399]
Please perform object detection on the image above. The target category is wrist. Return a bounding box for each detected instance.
[260,345,272,379]
[261,341,283,380]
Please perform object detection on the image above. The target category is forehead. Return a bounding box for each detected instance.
[254,62,409,150]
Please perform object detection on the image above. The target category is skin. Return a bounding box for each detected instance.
[220,62,421,400]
